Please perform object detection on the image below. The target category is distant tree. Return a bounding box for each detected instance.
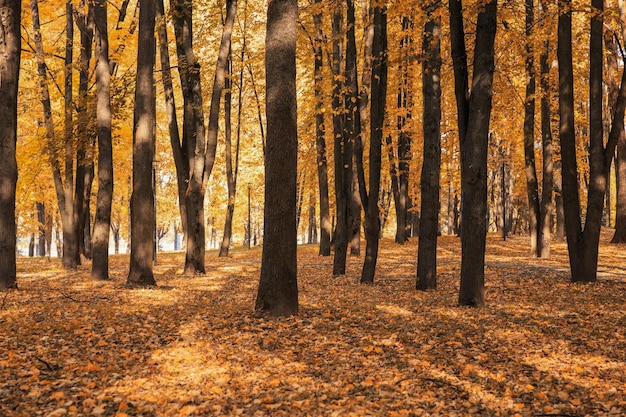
[91,0,113,280]
[0,0,20,290]
[417,1,441,291]
[127,0,157,287]
[255,0,299,316]
[450,0,498,306]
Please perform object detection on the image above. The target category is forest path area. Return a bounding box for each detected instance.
[2,233,626,416]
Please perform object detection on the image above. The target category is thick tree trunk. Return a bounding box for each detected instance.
[156,0,188,241]
[523,0,540,257]
[255,0,299,316]
[313,6,331,256]
[457,0,497,307]
[91,0,114,280]
[417,5,441,291]
[127,0,157,287]
[0,0,20,290]
[361,0,387,284]
[172,0,207,275]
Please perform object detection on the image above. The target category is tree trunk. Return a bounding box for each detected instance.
[523,0,540,256]
[457,0,498,306]
[127,0,157,287]
[171,0,207,275]
[539,0,553,257]
[209,0,238,247]
[220,50,237,257]
[91,0,113,281]
[312,5,331,256]
[346,0,362,258]
[37,202,46,256]
[417,4,441,291]
[361,0,387,284]
[0,0,19,289]
[156,0,188,242]
[31,0,79,269]
[331,1,349,276]
[255,0,299,316]
[74,5,94,262]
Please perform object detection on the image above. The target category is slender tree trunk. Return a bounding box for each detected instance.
[539,0,553,257]
[361,0,387,284]
[31,0,79,269]
[156,0,188,241]
[0,0,20,290]
[312,6,331,256]
[346,0,362,257]
[127,0,157,287]
[37,202,46,256]
[172,0,207,275]
[417,4,441,291]
[332,1,349,276]
[523,0,540,256]
[457,0,498,306]
[91,0,114,280]
[220,51,237,257]
[74,4,94,261]
[255,0,299,316]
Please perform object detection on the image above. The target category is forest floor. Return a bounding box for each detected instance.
[2,232,626,417]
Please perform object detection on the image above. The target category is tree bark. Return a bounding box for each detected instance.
[312,5,331,256]
[127,0,157,287]
[0,0,20,290]
[220,50,237,257]
[539,0,553,258]
[417,5,441,291]
[31,0,79,269]
[171,0,207,275]
[457,0,498,306]
[523,0,541,257]
[156,0,188,242]
[361,0,387,284]
[331,1,349,276]
[91,0,114,280]
[255,0,299,316]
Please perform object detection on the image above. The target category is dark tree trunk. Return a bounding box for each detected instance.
[31,0,79,269]
[417,4,441,291]
[523,0,541,257]
[346,0,362,258]
[127,0,157,287]
[539,0,553,257]
[172,0,207,275]
[312,5,331,256]
[156,0,188,241]
[37,202,46,256]
[457,0,498,307]
[92,0,113,281]
[331,2,349,276]
[255,0,299,316]
[361,0,387,284]
[394,16,413,244]
[554,160,566,240]
[74,5,94,262]
[220,50,238,257]
[0,0,19,289]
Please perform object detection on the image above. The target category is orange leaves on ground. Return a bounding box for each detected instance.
[2,236,626,415]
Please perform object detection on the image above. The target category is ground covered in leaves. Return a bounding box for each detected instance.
[2,233,626,416]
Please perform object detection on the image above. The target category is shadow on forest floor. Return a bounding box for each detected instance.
[2,230,626,416]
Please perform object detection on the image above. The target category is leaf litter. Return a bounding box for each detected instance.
[2,233,626,416]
